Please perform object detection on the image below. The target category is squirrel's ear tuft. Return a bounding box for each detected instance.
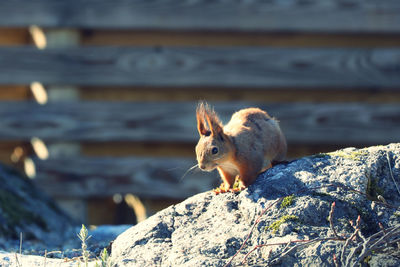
[197,101,223,136]
[205,110,223,137]
[196,101,208,136]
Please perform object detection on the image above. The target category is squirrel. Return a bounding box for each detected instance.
[195,101,287,193]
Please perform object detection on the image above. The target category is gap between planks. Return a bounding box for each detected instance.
[81,30,400,48]
[79,87,400,103]
[80,142,345,160]
[0,28,30,45]
[0,86,30,100]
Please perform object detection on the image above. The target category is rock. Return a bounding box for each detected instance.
[85,224,131,256]
[0,163,74,250]
[111,143,400,266]
[0,162,130,266]
[0,225,130,267]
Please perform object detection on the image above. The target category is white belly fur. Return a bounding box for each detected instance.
[219,161,239,176]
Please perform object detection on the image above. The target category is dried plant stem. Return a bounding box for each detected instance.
[223,197,283,267]
[19,232,22,255]
[225,182,400,266]
[343,225,400,266]
[340,228,359,265]
[15,253,21,267]
[242,237,345,265]
[357,226,400,262]
[333,253,340,267]
[329,202,340,239]
[269,238,337,265]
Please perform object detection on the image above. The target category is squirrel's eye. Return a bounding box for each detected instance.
[211,147,219,155]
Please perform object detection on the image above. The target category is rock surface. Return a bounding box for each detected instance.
[0,162,137,267]
[111,143,400,266]
[0,225,130,267]
[0,163,74,250]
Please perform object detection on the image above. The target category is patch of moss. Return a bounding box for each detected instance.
[328,150,368,161]
[280,195,295,209]
[364,255,372,264]
[232,176,242,190]
[0,189,47,235]
[266,215,299,234]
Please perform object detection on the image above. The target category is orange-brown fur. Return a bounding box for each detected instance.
[195,102,287,193]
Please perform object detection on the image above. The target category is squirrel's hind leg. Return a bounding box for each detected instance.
[260,158,272,173]
[237,163,260,189]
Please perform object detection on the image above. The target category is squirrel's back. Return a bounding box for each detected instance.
[224,107,286,162]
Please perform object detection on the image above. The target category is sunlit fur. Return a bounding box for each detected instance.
[195,101,287,192]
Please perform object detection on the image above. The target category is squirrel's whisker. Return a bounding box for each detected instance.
[180,164,199,181]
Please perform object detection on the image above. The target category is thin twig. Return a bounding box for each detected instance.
[19,232,22,255]
[379,223,387,235]
[329,202,340,239]
[15,253,21,267]
[225,184,348,266]
[225,182,400,266]
[333,253,340,267]
[15,232,23,267]
[346,225,400,266]
[364,226,400,254]
[268,238,344,265]
[242,237,345,265]
[223,197,283,267]
[340,228,359,265]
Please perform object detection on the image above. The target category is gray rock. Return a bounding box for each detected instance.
[0,163,74,250]
[111,143,400,266]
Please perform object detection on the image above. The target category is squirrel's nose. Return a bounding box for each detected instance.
[199,164,206,170]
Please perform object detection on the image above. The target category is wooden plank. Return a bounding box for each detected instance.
[0,28,29,45]
[82,30,400,47]
[80,87,400,103]
[0,86,30,100]
[32,156,217,199]
[1,46,400,88]
[0,141,27,165]
[81,142,195,158]
[0,0,399,33]
[0,101,399,145]
[80,142,344,160]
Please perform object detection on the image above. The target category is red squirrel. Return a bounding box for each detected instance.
[195,102,287,193]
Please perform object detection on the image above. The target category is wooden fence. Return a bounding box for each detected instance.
[0,0,399,224]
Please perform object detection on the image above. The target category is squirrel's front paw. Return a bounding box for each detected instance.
[229,185,246,193]
[213,183,230,194]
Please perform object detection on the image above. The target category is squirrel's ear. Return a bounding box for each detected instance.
[196,110,208,136]
[205,112,223,136]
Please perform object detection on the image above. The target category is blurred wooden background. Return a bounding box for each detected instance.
[0,0,399,225]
